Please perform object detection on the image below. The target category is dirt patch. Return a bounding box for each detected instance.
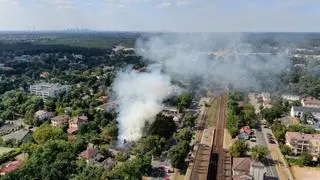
[291,166,320,180]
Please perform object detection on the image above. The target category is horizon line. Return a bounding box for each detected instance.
[0,30,320,34]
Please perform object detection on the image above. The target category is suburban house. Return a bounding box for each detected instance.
[161,107,183,127]
[0,123,20,136]
[285,132,320,160]
[97,96,109,103]
[281,94,300,102]
[67,115,88,134]
[51,115,70,127]
[290,106,320,122]
[78,144,116,170]
[39,72,49,78]
[29,83,69,100]
[232,157,266,180]
[0,160,23,176]
[261,93,271,109]
[238,126,251,140]
[79,144,99,164]
[2,129,32,143]
[301,97,320,107]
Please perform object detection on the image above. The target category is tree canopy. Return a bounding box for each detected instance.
[168,140,190,168]
[148,113,177,139]
[251,145,269,161]
[33,124,67,144]
[230,140,248,157]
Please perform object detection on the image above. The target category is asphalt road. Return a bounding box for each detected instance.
[255,124,279,179]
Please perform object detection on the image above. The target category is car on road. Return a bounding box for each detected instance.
[250,130,255,135]
[269,139,276,144]
[250,138,256,142]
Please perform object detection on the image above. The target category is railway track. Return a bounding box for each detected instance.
[208,93,227,180]
[189,97,215,180]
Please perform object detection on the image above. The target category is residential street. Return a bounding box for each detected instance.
[248,93,279,179]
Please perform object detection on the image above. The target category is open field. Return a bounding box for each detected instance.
[291,166,320,180]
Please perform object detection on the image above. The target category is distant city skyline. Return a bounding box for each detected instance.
[0,0,320,32]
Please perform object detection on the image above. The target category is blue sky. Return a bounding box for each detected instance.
[0,0,320,32]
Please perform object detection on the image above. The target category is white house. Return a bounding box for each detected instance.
[282,94,300,102]
[291,106,320,118]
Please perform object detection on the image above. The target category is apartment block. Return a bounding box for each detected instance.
[286,132,320,159]
[29,83,69,100]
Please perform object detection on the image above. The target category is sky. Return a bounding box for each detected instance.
[0,0,320,32]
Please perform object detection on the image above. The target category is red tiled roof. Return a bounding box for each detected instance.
[79,147,98,160]
[70,116,88,124]
[51,115,70,123]
[302,97,320,105]
[286,131,320,141]
[0,160,22,175]
[233,157,251,173]
[98,96,109,103]
[67,127,78,134]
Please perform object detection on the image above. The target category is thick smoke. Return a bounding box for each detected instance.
[112,66,174,142]
[113,33,291,142]
[136,33,290,91]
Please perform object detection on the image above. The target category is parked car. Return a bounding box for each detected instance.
[250,138,256,142]
[269,139,276,144]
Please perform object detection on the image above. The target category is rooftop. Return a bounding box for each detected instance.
[292,106,320,113]
[30,83,69,91]
[302,97,320,105]
[2,129,31,142]
[286,131,320,141]
[233,157,251,173]
[79,144,98,160]
[70,115,88,124]
[0,160,22,176]
[51,115,70,123]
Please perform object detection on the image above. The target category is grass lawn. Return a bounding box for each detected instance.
[0,147,15,156]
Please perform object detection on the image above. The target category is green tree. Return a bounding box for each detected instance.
[168,140,190,168]
[104,155,152,180]
[297,153,312,166]
[280,145,292,156]
[230,140,248,157]
[174,128,192,142]
[177,92,192,109]
[4,140,77,180]
[251,145,269,161]
[101,121,118,140]
[33,124,67,144]
[148,114,177,139]
[116,152,129,162]
[132,136,165,157]
[71,163,103,180]
[184,115,196,128]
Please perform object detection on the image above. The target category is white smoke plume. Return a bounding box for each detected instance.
[136,33,291,91]
[113,33,291,142]
[112,66,174,142]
